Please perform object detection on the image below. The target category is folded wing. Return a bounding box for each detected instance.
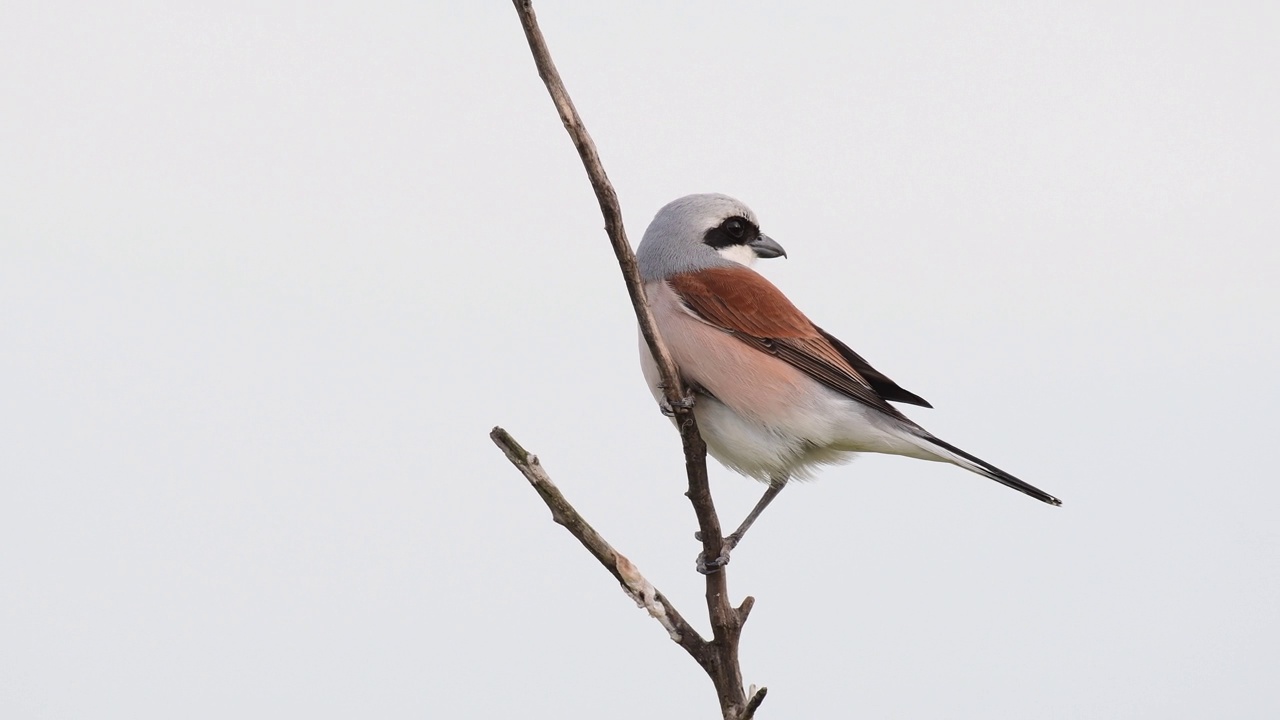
[666,266,930,421]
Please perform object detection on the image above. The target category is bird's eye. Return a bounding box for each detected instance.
[724,219,745,238]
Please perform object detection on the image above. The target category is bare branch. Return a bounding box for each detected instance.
[490,427,705,651]
[507,2,765,717]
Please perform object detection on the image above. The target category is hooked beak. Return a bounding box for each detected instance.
[749,233,787,259]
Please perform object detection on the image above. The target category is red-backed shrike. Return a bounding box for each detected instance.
[636,194,1060,570]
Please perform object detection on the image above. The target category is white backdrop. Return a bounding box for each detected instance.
[3,2,1277,718]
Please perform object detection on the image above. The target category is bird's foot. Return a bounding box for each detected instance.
[694,534,741,575]
[659,391,697,418]
[696,548,730,574]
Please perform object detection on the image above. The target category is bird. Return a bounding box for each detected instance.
[635,193,1060,571]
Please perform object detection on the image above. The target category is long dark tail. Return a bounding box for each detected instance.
[914,434,1062,506]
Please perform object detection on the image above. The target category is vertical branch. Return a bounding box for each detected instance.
[508,1,763,718]
[509,0,681,405]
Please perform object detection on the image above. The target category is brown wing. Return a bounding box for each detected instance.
[666,267,928,419]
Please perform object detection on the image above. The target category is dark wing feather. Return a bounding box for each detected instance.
[815,326,932,408]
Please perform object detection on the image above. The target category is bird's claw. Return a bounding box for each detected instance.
[659,392,697,418]
[694,534,741,575]
[696,548,731,575]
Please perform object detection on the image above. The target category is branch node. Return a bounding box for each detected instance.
[739,686,768,720]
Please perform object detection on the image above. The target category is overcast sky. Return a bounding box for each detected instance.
[3,2,1278,718]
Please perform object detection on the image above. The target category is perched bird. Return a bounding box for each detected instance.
[636,193,1060,570]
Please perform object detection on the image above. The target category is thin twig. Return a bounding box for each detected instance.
[509,0,682,406]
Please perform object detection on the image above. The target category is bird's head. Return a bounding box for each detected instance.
[637,193,786,281]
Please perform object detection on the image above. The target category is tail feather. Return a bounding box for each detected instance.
[910,434,1062,506]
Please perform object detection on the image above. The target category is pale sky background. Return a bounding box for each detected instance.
[3,2,1278,718]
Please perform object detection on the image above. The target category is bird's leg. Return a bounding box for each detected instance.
[726,476,788,550]
[696,475,789,574]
